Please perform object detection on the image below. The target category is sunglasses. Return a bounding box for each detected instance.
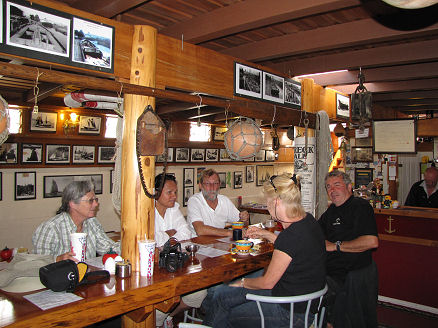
[269,174,298,193]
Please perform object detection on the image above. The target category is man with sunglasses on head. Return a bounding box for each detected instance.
[33,180,120,262]
[187,169,249,237]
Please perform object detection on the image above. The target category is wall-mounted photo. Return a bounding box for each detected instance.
[205,148,219,162]
[183,186,194,207]
[15,171,36,200]
[246,166,255,183]
[284,79,301,108]
[263,72,284,104]
[265,150,275,162]
[213,126,227,141]
[46,144,70,164]
[175,147,189,162]
[351,147,373,163]
[218,172,226,189]
[183,168,194,187]
[72,17,113,70]
[30,112,57,132]
[156,147,173,163]
[43,174,103,198]
[234,171,243,189]
[255,149,265,162]
[97,146,115,163]
[191,148,205,162]
[219,148,231,162]
[256,165,274,186]
[336,93,350,119]
[79,116,101,135]
[22,143,43,163]
[0,142,18,164]
[234,62,262,99]
[72,145,95,164]
[6,1,70,58]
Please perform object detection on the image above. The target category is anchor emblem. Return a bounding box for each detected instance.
[385,216,395,234]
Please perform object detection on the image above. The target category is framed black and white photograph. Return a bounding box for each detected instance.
[6,1,70,58]
[71,17,114,71]
[183,168,194,187]
[46,144,70,164]
[30,112,57,132]
[0,172,2,201]
[156,147,173,163]
[79,116,101,135]
[234,62,262,99]
[263,72,284,104]
[219,148,231,162]
[183,186,194,207]
[213,127,227,141]
[15,171,36,200]
[175,148,189,162]
[336,93,350,119]
[233,171,243,189]
[256,165,274,186]
[0,142,18,164]
[72,145,95,164]
[43,174,103,198]
[191,148,205,162]
[218,172,226,189]
[265,150,275,162]
[351,147,373,163]
[205,148,219,162]
[22,143,43,164]
[255,149,265,162]
[246,166,255,183]
[97,146,115,163]
[284,79,301,108]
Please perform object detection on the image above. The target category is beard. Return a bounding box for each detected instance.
[202,189,219,202]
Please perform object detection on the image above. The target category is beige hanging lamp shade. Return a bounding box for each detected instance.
[0,95,10,146]
[224,117,263,160]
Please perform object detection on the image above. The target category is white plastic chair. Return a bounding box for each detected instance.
[178,323,211,328]
[183,308,203,324]
[246,284,328,328]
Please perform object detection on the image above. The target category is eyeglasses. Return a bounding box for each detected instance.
[203,182,220,187]
[269,174,298,193]
[81,197,99,204]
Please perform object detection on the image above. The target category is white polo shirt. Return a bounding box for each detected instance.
[154,202,193,247]
[187,192,240,236]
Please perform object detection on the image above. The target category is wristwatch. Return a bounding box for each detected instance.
[335,240,342,252]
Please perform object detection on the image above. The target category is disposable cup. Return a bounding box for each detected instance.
[138,239,156,277]
[71,233,87,261]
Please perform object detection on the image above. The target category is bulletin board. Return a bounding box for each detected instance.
[373,119,416,153]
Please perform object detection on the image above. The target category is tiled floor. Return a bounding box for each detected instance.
[377,302,438,328]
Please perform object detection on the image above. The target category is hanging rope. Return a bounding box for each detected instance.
[33,68,43,114]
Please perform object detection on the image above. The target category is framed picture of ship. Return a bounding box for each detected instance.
[79,116,101,135]
[30,112,57,132]
[46,144,70,164]
[43,174,103,198]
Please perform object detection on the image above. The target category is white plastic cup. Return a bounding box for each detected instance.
[71,233,87,261]
[138,239,156,277]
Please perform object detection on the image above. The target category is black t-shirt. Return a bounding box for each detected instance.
[273,213,326,313]
[319,196,378,283]
[405,180,438,208]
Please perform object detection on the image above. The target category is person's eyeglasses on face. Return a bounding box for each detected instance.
[81,197,99,204]
[203,182,220,187]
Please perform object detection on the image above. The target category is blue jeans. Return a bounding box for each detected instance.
[203,285,308,328]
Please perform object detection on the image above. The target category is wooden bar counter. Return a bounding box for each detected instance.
[0,236,273,327]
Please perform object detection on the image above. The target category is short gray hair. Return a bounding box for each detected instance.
[324,170,351,188]
[56,180,95,214]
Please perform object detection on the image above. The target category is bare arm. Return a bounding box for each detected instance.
[192,221,232,237]
[229,249,291,289]
[326,235,378,253]
[56,251,78,262]
[246,226,277,243]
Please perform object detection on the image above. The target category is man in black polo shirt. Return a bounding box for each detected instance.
[405,166,438,208]
[319,170,379,328]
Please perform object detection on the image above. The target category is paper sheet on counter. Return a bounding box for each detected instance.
[24,290,83,310]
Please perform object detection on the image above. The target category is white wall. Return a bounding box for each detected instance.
[0,163,293,250]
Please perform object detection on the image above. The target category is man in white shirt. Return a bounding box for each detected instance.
[187,169,249,237]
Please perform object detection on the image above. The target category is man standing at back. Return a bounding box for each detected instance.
[405,166,438,208]
[319,170,379,328]
[187,169,249,237]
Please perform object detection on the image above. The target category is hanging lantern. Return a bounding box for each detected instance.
[224,117,263,160]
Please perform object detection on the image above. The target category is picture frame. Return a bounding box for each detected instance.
[213,127,227,141]
[22,143,43,164]
[233,171,243,189]
[256,165,274,186]
[0,142,18,164]
[255,149,265,162]
[30,112,57,132]
[46,144,70,164]
[15,171,36,200]
[72,145,95,164]
[43,174,103,198]
[190,148,205,162]
[79,116,102,135]
[351,147,373,163]
[234,62,262,99]
[265,150,275,162]
[284,79,301,108]
[219,148,231,162]
[183,186,194,207]
[205,148,219,162]
[336,93,350,119]
[263,72,284,104]
[373,119,416,154]
[354,168,373,188]
[97,146,115,163]
[0,172,2,201]
[246,166,255,183]
[156,148,173,163]
[175,148,189,162]
[183,168,194,187]
[218,172,226,189]
[354,137,373,147]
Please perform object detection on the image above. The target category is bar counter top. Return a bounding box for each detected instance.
[374,206,438,220]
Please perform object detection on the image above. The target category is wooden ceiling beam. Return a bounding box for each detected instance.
[25,83,64,103]
[65,0,148,18]
[157,102,207,114]
[372,90,438,101]
[329,78,438,94]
